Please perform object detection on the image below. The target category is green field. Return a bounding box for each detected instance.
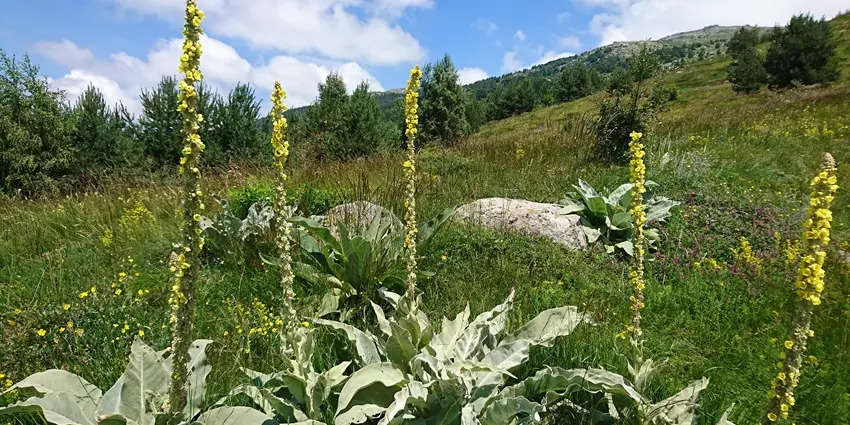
[2,13,850,425]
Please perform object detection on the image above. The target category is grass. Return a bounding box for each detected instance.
[2,13,850,425]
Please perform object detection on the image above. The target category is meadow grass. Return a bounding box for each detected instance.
[2,13,850,424]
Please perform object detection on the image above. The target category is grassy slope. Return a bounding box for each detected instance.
[2,13,850,424]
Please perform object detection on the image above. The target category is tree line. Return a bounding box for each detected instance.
[0,50,610,195]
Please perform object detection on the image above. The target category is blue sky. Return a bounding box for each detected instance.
[1,0,846,112]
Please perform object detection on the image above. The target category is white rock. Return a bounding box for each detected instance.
[454,198,587,250]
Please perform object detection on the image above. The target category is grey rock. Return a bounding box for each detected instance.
[324,201,402,234]
[454,198,587,250]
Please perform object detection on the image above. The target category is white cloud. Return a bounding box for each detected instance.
[501,51,523,72]
[108,0,426,65]
[578,0,849,45]
[36,37,384,114]
[502,49,575,72]
[514,30,527,41]
[558,35,581,50]
[533,51,575,66]
[33,40,95,68]
[472,18,499,35]
[457,67,489,85]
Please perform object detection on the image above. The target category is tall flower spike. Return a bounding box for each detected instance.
[623,131,647,343]
[403,66,422,309]
[168,0,205,418]
[762,153,838,424]
[270,82,296,320]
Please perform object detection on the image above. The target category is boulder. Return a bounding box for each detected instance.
[454,198,587,250]
[324,201,402,234]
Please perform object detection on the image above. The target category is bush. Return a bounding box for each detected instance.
[228,180,345,220]
[227,179,275,219]
[593,49,666,163]
[765,14,840,88]
[0,52,75,195]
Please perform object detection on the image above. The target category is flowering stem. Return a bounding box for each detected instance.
[269,82,297,322]
[621,131,647,350]
[402,66,422,310]
[762,153,837,424]
[167,0,205,418]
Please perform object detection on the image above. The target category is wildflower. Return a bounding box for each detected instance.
[75,328,84,337]
[67,321,73,329]
[624,131,647,342]
[138,329,145,337]
[269,81,297,323]
[36,329,46,337]
[79,291,89,299]
[762,153,838,425]
[402,65,422,309]
[301,321,310,328]
[62,304,70,311]
[168,0,206,417]
[732,236,761,275]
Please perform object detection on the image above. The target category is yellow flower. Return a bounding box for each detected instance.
[401,65,422,307]
[67,321,74,329]
[301,321,310,328]
[762,153,837,424]
[79,291,89,299]
[138,329,145,337]
[36,329,47,337]
[62,304,71,310]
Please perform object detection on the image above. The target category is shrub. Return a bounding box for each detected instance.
[227,179,275,220]
[0,51,75,195]
[593,49,667,163]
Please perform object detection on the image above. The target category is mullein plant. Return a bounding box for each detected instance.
[402,66,422,308]
[269,81,297,321]
[168,0,206,417]
[762,153,838,424]
[620,131,647,345]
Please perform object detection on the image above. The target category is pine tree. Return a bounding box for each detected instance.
[420,54,470,146]
[727,27,767,94]
[765,14,840,88]
[216,83,263,161]
[138,76,182,167]
[555,63,603,103]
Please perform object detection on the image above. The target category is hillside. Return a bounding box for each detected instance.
[291,23,771,116]
[2,12,850,425]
